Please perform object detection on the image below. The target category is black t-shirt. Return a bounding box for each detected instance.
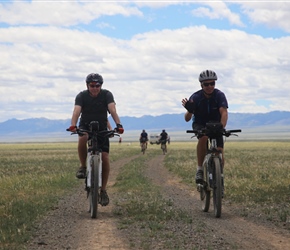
[140,132,148,138]
[75,89,114,130]
[160,132,168,140]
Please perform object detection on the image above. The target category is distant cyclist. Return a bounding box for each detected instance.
[159,129,168,145]
[139,129,148,149]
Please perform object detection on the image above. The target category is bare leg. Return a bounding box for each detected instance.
[78,134,88,167]
[101,152,110,190]
[197,136,208,167]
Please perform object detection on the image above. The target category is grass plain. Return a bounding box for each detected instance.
[0,141,289,249]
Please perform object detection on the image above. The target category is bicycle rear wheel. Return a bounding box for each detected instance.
[142,143,146,154]
[89,155,100,219]
[212,157,222,218]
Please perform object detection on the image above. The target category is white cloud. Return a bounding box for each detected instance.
[0,1,142,26]
[0,1,290,123]
[240,2,290,33]
[191,2,245,27]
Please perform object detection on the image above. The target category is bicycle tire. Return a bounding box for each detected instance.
[201,160,210,212]
[142,143,146,154]
[212,157,222,218]
[201,186,211,212]
[89,155,100,219]
[161,144,166,155]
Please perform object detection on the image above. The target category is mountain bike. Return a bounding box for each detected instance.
[140,139,147,154]
[187,122,241,218]
[67,121,119,219]
[159,140,167,155]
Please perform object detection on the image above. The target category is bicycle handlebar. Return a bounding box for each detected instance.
[66,128,120,138]
[186,128,242,137]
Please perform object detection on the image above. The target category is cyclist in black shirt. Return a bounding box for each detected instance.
[159,129,168,144]
[69,73,124,206]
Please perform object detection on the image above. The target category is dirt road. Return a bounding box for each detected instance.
[27,154,290,249]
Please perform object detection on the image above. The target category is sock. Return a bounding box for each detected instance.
[197,166,203,171]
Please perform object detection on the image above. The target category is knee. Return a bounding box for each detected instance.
[198,136,208,145]
[78,135,88,145]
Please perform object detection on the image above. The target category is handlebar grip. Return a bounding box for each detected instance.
[228,129,242,133]
[186,130,198,133]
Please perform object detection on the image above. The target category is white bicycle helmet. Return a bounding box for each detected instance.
[198,70,218,82]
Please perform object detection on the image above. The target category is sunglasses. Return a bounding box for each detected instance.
[202,81,215,87]
[89,84,101,88]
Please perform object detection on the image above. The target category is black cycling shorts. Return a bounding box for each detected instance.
[79,123,110,153]
[192,123,224,148]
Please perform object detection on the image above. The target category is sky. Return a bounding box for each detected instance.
[0,0,290,123]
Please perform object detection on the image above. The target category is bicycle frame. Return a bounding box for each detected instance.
[141,141,146,154]
[86,133,102,191]
[203,137,223,191]
[160,140,167,155]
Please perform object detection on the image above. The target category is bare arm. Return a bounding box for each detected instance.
[71,105,82,127]
[184,111,192,122]
[107,120,113,130]
[108,102,121,125]
[219,107,228,128]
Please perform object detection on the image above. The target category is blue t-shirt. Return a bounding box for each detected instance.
[188,89,228,126]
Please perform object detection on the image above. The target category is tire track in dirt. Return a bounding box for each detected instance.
[145,154,290,250]
[27,155,140,250]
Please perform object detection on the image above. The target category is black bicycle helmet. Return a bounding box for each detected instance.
[85,73,103,84]
[198,70,217,82]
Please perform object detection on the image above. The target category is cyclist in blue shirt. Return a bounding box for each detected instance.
[182,70,228,184]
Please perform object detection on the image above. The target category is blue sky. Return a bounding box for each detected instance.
[0,1,290,123]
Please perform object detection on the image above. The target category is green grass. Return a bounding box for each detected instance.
[1,141,289,249]
[113,148,194,249]
[0,142,139,250]
[164,141,290,223]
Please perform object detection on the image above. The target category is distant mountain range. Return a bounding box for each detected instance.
[0,111,289,136]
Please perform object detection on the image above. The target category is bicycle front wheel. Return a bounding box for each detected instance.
[212,157,222,218]
[201,161,210,212]
[89,155,100,219]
